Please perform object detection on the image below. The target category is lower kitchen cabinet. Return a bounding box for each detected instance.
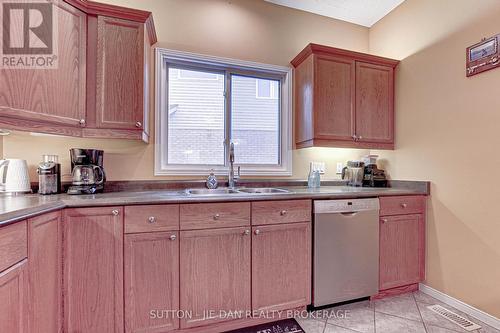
[63,207,124,333]
[252,222,311,312]
[28,212,62,333]
[180,227,251,329]
[0,260,28,333]
[379,214,425,290]
[125,232,179,333]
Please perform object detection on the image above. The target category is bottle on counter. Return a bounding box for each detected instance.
[307,163,321,189]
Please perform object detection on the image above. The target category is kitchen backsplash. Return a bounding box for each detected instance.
[4,131,370,182]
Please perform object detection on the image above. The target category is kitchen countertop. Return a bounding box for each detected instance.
[0,183,430,227]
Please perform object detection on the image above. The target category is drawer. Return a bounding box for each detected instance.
[252,200,312,225]
[0,221,27,272]
[180,202,250,230]
[125,205,179,233]
[379,196,426,216]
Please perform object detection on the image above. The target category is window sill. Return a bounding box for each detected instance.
[154,166,292,177]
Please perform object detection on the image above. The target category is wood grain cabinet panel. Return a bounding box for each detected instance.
[180,202,250,230]
[314,55,355,141]
[125,204,179,233]
[28,212,62,333]
[0,221,27,272]
[125,232,179,333]
[379,214,425,290]
[0,1,86,127]
[379,195,426,216]
[0,260,28,333]
[180,227,251,329]
[252,222,311,312]
[63,207,124,333]
[292,43,398,150]
[96,16,145,130]
[355,62,394,144]
[251,200,311,225]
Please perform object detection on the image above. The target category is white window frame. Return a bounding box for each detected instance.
[155,48,293,176]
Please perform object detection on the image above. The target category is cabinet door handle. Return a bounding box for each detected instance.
[79,119,86,126]
[280,210,287,216]
[381,218,388,223]
[254,229,261,235]
[243,229,250,236]
[169,234,177,241]
[358,135,363,140]
[352,135,357,141]
[135,121,142,128]
[111,209,119,216]
[148,216,156,224]
[213,213,220,220]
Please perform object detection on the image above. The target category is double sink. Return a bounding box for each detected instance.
[184,187,291,196]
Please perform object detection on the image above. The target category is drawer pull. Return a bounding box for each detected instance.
[148,216,156,224]
[135,121,142,128]
[401,203,408,208]
[169,234,177,241]
[254,229,261,235]
[213,213,220,220]
[111,209,119,216]
[381,218,388,223]
[243,229,250,236]
[280,210,287,216]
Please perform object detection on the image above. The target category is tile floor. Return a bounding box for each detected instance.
[295,291,500,333]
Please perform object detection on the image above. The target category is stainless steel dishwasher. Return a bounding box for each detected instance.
[313,198,380,307]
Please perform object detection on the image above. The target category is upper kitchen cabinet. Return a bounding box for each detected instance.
[0,1,87,135]
[94,16,146,132]
[291,44,398,150]
[0,0,157,141]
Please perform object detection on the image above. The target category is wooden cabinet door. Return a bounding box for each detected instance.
[379,214,424,290]
[355,61,394,144]
[252,222,311,312]
[0,260,28,333]
[180,227,251,329]
[314,55,355,141]
[96,16,145,130]
[63,207,124,333]
[28,212,62,333]
[125,232,179,333]
[0,1,86,127]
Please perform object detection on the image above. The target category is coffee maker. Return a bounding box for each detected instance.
[67,149,106,195]
[362,155,388,188]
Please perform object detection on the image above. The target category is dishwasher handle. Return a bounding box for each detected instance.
[340,212,359,216]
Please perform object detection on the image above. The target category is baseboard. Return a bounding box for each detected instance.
[419,283,500,330]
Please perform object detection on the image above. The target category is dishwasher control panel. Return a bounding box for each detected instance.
[314,198,380,214]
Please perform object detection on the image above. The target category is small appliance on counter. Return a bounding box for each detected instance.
[67,148,106,195]
[37,155,61,195]
[362,155,388,188]
[341,161,365,187]
[0,159,32,195]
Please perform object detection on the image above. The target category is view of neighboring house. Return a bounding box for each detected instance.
[167,68,280,166]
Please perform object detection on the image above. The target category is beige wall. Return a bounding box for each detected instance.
[370,0,500,318]
[2,0,370,181]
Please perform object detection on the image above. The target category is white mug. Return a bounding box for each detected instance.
[0,159,31,193]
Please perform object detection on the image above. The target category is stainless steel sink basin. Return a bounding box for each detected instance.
[184,187,291,195]
[237,187,290,194]
[185,188,240,195]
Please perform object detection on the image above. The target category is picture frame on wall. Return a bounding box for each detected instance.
[466,34,500,77]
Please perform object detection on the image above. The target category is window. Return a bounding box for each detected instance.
[155,49,292,176]
[256,78,279,99]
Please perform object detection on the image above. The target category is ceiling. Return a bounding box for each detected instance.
[265,0,406,27]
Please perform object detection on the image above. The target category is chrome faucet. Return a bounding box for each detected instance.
[228,142,240,189]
